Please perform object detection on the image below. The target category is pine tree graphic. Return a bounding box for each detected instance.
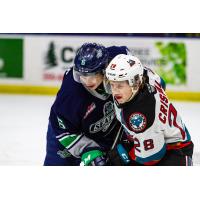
[45,42,57,69]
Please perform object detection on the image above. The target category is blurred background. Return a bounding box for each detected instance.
[0,33,199,165]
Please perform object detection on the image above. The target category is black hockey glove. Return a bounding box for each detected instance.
[107,144,131,166]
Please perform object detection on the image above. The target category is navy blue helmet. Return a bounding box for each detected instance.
[74,43,109,75]
[106,46,130,63]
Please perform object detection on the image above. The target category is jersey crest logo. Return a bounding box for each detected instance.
[128,112,147,132]
[89,101,115,133]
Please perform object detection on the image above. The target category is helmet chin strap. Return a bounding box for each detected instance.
[83,82,110,100]
[126,87,139,103]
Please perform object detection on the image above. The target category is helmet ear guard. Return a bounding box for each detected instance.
[128,74,142,88]
[72,67,81,83]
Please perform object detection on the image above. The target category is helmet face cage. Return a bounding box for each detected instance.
[73,67,103,83]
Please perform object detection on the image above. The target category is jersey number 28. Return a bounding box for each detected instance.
[134,138,154,152]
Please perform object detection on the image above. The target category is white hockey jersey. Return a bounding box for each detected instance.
[114,70,191,165]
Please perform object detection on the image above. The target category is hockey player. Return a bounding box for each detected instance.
[44,43,129,166]
[105,54,194,166]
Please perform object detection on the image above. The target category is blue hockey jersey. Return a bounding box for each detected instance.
[49,46,129,158]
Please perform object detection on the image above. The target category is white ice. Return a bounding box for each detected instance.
[0,94,199,165]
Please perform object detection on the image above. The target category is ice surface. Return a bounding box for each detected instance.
[0,94,55,165]
[0,94,199,165]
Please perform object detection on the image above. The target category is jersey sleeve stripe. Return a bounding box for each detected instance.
[56,132,71,139]
[59,134,83,148]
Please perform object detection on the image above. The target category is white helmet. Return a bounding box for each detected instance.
[106,54,144,86]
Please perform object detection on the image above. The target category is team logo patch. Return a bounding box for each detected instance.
[128,112,147,132]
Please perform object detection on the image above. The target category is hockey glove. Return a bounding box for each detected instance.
[81,150,106,166]
[107,144,130,166]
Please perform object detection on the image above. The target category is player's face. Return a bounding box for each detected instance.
[80,73,104,90]
[109,81,133,104]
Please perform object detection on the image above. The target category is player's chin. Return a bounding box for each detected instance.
[86,85,98,90]
[116,98,126,104]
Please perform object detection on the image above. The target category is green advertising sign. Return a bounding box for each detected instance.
[155,42,187,85]
[0,38,23,78]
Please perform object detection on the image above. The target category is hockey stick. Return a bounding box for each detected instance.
[110,125,123,150]
[107,125,131,165]
[106,125,123,165]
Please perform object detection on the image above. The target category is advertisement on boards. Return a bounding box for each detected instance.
[0,38,23,78]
